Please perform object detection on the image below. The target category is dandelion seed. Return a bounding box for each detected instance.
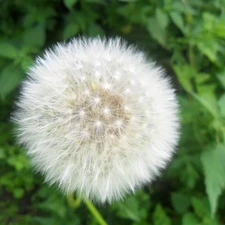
[103,107,110,115]
[12,37,180,203]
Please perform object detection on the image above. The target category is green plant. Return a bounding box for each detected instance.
[1,0,225,224]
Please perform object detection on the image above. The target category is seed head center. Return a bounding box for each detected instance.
[73,83,130,144]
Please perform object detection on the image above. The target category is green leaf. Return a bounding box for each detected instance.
[194,73,210,84]
[7,153,29,171]
[201,144,225,216]
[218,94,225,117]
[170,11,185,32]
[173,64,195,92]
[184,163,199,189]
[84,0,105,3]
[112,191,150,222]
[191,197,210,218]
[37,193,67,218]
[0,65,24,97]
[0,42,18,59]
[21,56,34,71]
[156,8,169,29]
[119,0,138,1]
[63,0,77,9]
[191,197,219,224]
[63,23,79,40]
[0,147,6,159]
[215,16,225,38]
[171,192,190,214]
[192,92,218,117]
[148,17,167,46]
[13,188,24,199]
[153,204,171,225]
[23,25,45,48]
[65,11,87,33]
[216,69,225,89]
[195,83,219,118]
[172,1,186,13]
[88,23,104,36]
[182,213,199,225]
[33,216,81,225]
[203,13,216,31]
[179,77,219,118]
[196,38,218,63]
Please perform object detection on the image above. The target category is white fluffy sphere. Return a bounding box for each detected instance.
[13,37,179,203]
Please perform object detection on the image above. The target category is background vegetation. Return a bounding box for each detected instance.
[1,0,225,224]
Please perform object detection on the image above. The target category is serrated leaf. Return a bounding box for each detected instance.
[63,0,77,9]
[153,204,171,225]
[0,42,18,59]
[0,65,24,97]
[201,144,225,216]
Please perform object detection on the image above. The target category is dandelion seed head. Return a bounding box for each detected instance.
[13,37,180,203]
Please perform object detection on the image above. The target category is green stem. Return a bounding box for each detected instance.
[67,194,81,208]
[67,194,108,225]
[85,199,108,225]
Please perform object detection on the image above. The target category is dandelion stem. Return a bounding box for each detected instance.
[67,194,108,225]
[67,194,81,208]
[85,199,108,225]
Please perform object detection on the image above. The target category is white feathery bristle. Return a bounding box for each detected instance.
[12,37,180,203]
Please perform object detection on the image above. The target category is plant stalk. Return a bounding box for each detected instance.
[85,199,108,225]
[67,194,108,225]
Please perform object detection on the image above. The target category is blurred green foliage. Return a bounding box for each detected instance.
[1,0,225,224]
